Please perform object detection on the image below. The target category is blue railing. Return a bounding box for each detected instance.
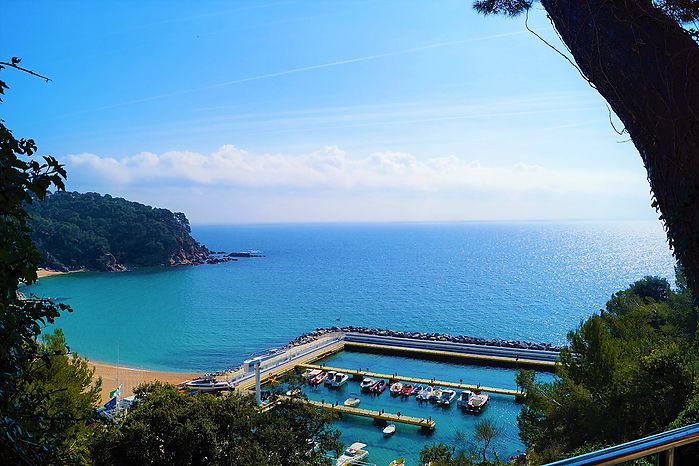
[544,423,699,466]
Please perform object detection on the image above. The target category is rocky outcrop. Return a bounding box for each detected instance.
[286,326,561,352]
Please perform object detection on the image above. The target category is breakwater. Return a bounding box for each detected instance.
[286,326,562,352]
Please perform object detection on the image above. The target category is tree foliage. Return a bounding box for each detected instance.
[516,273,699,463]
[27,191,210,271]
[89,383,342,466]
[0,61,99,464]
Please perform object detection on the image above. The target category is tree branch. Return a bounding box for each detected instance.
[0,61,51,83]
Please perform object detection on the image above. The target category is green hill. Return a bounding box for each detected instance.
[27,191,210,271]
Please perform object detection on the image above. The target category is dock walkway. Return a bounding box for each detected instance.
[296,363,522,397]
[279,396,436,429]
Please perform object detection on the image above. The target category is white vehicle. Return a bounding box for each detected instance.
[416,385,434,401]
[301,369,322,381]
[437,389,456,406]
[344,393,361,407]
[466,392,490,413]
[324,371,337,386]
[330,372,350,387]
[184,377,230,392]
[360,377,376,392]
[456,390,473,408]
[336,442,369,465]
[429,388,443,403]
[383,424,396,436]
[389,382,403,396]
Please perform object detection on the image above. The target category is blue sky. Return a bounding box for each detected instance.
[2,0,656,223]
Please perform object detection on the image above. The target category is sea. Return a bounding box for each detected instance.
[25,220,676,464]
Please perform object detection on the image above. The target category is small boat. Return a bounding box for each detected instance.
[360,377,376,392]
[336,442,369,466]
[371,379,387,394]
[330,372,350,388]
[456,390,473,408]
[383,424,396,436]
[324,371,337,386]
[389,382,403,396]
[400,384,414,396]
[301,368,322,381]
[388,458,405,466]
[429,388,443,402]
[344,393,361,407]
[416,385,433,401]
[285,387,302,397]
[184,377,230,392]
[466,392,490,413]
[312,371,328,385]
[411,384,423,395]
[438,389,456,406]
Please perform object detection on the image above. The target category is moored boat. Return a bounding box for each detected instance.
[383,424,396,436]
[371,379,387,394]
[285,387,302,397]
[330,372,349,388]
[336,442,369,465]
[466,392,490,413]
[312,371,328,385]
[184,376,230,392]
[400,384,414,396]
[416,385,433,401]
[429,388,443,403]
[301,368,322,381]
[344,393,361,407]
[360,377,376,392]
[389,382,403,396]
[437,389,456,406]
[411,384,423,395]
[324,371,337,386]
[456,390,473,408]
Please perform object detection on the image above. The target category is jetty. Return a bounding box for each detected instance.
[278,396,436,429]
[296,363,522,397]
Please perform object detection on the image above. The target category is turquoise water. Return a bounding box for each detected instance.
[26,221,674,372]
[306,351,554,465]
[25,221,674,463]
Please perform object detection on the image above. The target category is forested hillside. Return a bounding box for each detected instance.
[27,191,210,271]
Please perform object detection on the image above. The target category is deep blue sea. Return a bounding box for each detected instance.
[27,221,675,371]
[25,221,676,464]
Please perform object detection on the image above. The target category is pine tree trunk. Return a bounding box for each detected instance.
[540,0,699,291]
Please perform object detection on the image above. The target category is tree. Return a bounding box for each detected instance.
[90,383,342,466]
[0,59,99,464]
[473,1,699,294]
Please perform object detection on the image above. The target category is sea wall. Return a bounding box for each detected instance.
[286,326,561,352]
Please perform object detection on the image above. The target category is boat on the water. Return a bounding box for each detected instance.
[400,384,414,396]
[285,387,302,397]
[456,390,473,408]
[466,392,490,413]
[336,442,369,465]
[411,384,423,395]
[324,371,337,386]
[429,388,443,402]
[311,371,328,385]
[301,368,322,381]
[371,379,387,394]
[344,393,361,407]
[383,424,396,436]
[330,372,349,388]
[389,382,403,396]
[437,389,456,406]
[360,377,376,392]
[184,376,230,392]
[388,458,405,466]
[416,385,433,401]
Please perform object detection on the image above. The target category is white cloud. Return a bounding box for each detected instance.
[67,144,644,195]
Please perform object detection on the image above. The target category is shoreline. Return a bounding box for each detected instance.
[89,360,201,403]
[37,268,86,279]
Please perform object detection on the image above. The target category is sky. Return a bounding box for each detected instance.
[2,0,658,224]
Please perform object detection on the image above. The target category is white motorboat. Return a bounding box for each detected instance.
[389,381,403,396]
[429,388,443,403]
[360,377,376,392]
[336,442,369,465]
[437,389,456,406]
[184,377,230,392]
[344,393,361,407]
[330,372,350,387]
[416,385,434,401]
[383,424,396,436]
[285,387,302,397]
[466,392,490,413]
[302,368,322,381]
[324,371,337,386]
[456,390,473,408]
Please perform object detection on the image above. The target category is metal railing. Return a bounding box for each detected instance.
[544,423,699,466]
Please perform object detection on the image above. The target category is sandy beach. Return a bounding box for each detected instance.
[90,360,201,403]
[36,268,86,279]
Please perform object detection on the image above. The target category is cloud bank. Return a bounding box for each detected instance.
[67,145,642,195]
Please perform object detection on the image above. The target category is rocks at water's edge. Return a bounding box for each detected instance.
[285,326,561,352]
